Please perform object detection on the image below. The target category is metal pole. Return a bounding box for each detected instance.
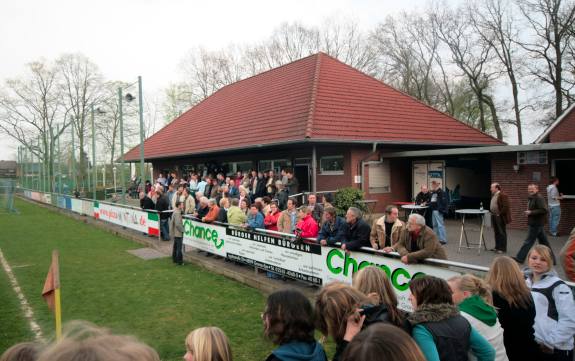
[57,124,62,194]
[311,145,317,193]
[17,146,21,187]
[71,121,75,193]
[91,104,96,201]
[118,87,126,204]
[138,76,145,192]
[38,137,43,191]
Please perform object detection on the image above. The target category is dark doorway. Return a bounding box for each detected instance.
[294,165,310,193]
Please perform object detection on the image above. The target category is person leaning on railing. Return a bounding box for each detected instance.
[227,198,247,225]
[318,207,347,247]
[340,207,371,252]
[383,213,446,265]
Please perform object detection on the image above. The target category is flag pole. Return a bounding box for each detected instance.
[52,250,62,340]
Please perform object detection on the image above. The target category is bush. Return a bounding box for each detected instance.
[333,187,366,217]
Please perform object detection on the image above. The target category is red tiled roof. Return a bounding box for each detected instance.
[125,53,503,161]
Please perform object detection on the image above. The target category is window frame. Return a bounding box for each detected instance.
[319,155,345,175]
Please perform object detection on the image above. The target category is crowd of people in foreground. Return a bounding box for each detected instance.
[4,244,575,361]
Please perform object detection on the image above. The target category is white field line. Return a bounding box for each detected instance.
[0,248,44,341]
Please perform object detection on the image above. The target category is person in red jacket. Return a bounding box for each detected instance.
[295,206,319,239]
[264,202,281,231]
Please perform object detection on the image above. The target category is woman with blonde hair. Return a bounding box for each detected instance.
[352,266,407,330]
[486,256,540,361]
[525,245,575,361]
[315,282,387,361]
[448,274,508,361]
[0,342,43,361]
[37,321,160,361]
[184,326,232,361]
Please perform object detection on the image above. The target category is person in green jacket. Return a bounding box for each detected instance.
[408,276,495,361]
[227,198,247,225]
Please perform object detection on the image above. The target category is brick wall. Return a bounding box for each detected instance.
[549,109,575,142]
[491,151,575,235]
[348,148,411,213]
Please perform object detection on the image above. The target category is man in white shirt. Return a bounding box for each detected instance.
[547,177,563,237]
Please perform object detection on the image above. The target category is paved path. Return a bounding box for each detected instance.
[441,218,569,277]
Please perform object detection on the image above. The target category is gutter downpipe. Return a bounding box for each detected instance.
[358,142,378,191]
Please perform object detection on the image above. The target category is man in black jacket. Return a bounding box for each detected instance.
[515,184,556,263]
[139,191,155,210]
[341,207,371,252]
[155,188,171,241]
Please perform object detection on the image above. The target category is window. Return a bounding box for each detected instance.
[518,151,547,165]
[258,159,291,173]
[368,161,391,193]
[258,160,272,172]
[553,159,575,196]
[319,155,344,175]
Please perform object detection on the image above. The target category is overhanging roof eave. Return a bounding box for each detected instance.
[123,138,502,162]
[381,141,575,159]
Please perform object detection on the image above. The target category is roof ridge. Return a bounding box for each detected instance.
[305,53,322,138]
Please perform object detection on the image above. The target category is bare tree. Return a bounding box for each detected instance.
[0,60,70,191]
[471,0,526,143]
[371,12,444,107]
[319,18,379,75]
[96,81,138,168]
[56,53,103,187]
[432,5,504,139]
[178,47,245,104]
[517,0,575,119]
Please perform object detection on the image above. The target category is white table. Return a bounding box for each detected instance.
[401,204,429,219]
[455,209,490,254]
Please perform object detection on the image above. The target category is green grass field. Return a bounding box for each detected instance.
[0,199,272,360]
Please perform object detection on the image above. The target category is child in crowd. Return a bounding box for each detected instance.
[184,327,232,361]
[263,289,327,361]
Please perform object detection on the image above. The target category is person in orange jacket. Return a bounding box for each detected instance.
[202,198,220,223]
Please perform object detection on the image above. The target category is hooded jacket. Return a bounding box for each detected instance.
[524,269,575,351]
[265,341,327,361]
[458,295,508,361]
[408,303,495,361]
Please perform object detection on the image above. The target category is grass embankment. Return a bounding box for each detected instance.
[0,199,270,360]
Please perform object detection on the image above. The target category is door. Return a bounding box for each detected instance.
[413,162,428,197]
[294,165,310,193]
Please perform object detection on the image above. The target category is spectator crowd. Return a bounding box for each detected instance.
[4,245,574,361]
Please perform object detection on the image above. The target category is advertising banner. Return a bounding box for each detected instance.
[96,202,158,234]
[322,248,457,311]
[57,195,66,209]
[182,219,226,257]
[225,227,324,285]
[182,219,458,309]
[71,198,83,214]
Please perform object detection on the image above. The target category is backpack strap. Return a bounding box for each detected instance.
[531,279,565,321]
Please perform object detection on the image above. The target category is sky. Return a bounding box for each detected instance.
[0,0,540,160]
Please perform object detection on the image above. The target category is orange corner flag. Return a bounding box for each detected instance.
[42,250,62,339]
